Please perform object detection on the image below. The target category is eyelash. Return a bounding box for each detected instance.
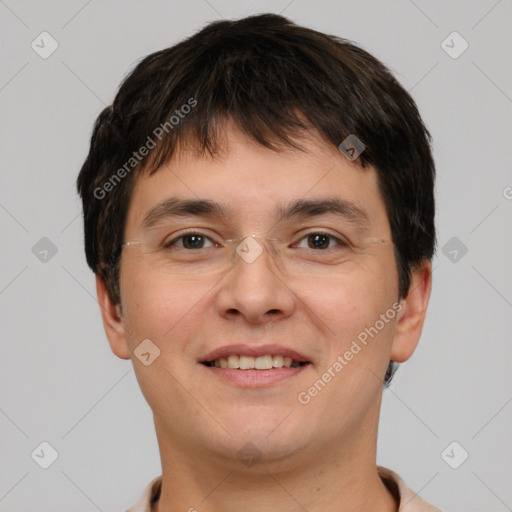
[162,230,350,250]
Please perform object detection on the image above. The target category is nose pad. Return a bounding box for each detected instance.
[230,235,281,266]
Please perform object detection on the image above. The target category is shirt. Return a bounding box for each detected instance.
[125,467,441,511]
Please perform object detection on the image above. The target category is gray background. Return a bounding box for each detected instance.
[1,0,511,510]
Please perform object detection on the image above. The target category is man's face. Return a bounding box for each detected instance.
[110,126,413,466]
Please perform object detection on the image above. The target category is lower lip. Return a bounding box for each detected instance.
[200,364,309,388]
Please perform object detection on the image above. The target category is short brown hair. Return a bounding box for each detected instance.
[77,13,436,335]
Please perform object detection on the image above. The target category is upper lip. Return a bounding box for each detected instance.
[200,344,310,363]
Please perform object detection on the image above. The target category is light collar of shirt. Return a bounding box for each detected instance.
[126,467,441,512]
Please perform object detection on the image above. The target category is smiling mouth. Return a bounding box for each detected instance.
[201,354,311,370]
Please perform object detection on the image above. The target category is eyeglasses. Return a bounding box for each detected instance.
[121,227,391,277]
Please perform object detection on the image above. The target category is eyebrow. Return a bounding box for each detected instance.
[142,198,234,230]
[141,197,370,231]
[276,198,370,229]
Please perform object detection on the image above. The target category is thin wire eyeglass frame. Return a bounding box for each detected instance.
[120,234,391,276]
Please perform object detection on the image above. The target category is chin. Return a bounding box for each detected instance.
[205,413,312,462]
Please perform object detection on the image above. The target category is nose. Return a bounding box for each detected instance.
[216,237,295,324]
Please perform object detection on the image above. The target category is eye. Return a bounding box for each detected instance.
[295,232,348,250]
[164,232,216,250]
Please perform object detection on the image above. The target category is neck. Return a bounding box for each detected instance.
[151,409,397,512]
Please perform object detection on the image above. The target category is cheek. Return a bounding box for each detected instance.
[301,269,398,413]
[120,268,214,349]
[295,262,397,342]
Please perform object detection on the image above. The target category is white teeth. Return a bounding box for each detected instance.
[227,355,240,369]
[239,355,255,370]
[272,355,284,368]
[255,355,273,370]
[208,354,306,370]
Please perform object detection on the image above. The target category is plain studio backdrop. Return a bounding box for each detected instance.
[1,1,511,511]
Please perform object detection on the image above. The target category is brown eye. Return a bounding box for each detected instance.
[296,232,346,250]
[182,234,206,249]
[163,233,215,249]
[307,233,330,249]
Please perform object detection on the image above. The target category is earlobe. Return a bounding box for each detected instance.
[390,260,432,363]
[95,274,131,360]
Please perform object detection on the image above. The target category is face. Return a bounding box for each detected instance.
[99,125,431,469]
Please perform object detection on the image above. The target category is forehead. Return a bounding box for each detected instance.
[124,127,390,236]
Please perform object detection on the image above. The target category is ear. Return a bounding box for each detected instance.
[390,260,432,363]
[95,274,131,360]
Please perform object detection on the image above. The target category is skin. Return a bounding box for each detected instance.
[97,123,432,512]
